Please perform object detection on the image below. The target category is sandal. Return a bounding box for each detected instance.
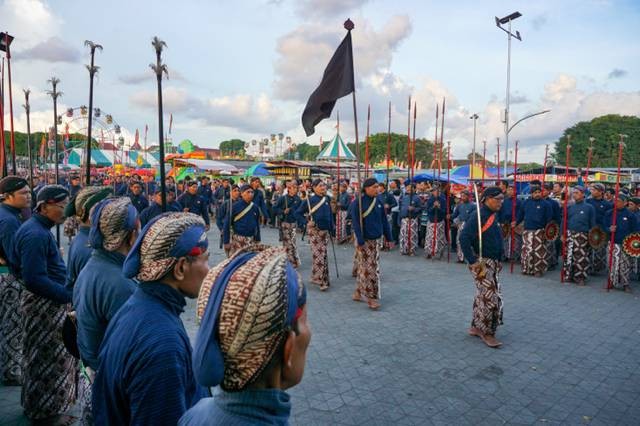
[352,291,363,302]
[367,300,381,310]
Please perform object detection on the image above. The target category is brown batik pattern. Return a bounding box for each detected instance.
[456,222,466,262]
[280,222,300,268]
[63,216,79,239]
[336,210,349,243]
[503,232,522,261]
[355,240,381,300]
[229,235,255,258]
[562,231,590,282]
[0,273,23,384]
[521,229,548,275]
[470,259,503,336]
[20,290,76,420]
[608,243,632,288]
[546,239,558,267]
[425,221,447,259]
[590,246,607,275]
[399,218,418,255]
[307,224,329,287]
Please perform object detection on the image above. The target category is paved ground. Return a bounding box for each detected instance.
[2,226,640,425]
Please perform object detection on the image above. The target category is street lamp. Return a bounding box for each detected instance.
[495,11,522,177]
[469,113,479,180]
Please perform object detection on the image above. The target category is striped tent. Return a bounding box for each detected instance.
[67,148,160,167]
[316,133,356,161]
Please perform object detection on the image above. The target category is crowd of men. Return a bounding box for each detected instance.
[0,171,638,424]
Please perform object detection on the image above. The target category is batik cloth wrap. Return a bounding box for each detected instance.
[561,231,590,283]
[78,366,95,425]
[589,246,607,275]
[280,222,300,268]
[229,235,255,258]
[63,216,80,239]
[335,210,349,244]
[456,222,466,262]
[521,229,548,275]
[193,245,306,391]
[382,213,394,250]
[545,239,558,268]
[503,231,522,261]
[20,286,76,419]
[608,243,632,289]
[64,186,113,240]
[425,221,447,259]
[355,240,381,300]
[0,271,23,384]
[89,197,138,252]
[307,223,330,288]
[399,218,418,255]
[470,259,503,336]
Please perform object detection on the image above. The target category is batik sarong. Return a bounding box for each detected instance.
[229,234,254,258]
[78,367,94,425]
[399,218,418,255]
[352,239,358,278]
[355,240,381,300]
[608,243,631,289]
[0,272,23,384]
[381,214,394,251]
[63,216,80,240]
[20,289,76,420]
[470,258,503,336]
[425,221,447,259]
[546,239,558,268]
[308,224,330,288]
[503,231,522,261]
[561,231,589,283]
[336,210,349,244]
[521,229,548,275]
[456,222,466,262]
[590,246,607,275]
[280,222,300,268]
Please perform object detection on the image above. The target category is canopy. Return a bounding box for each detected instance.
[67,148,159,167]
[316,133,356,161]
[173,158,238,173]
[244,162,271,177]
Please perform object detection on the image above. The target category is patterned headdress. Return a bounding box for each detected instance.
[89,197,139,252]
[123,212,208,282]
[65,186,113,221]
[193,244,306,391]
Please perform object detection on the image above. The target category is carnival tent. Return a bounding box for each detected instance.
[243,162,271,177]
[316,133,356,161]
[67,148,159,167]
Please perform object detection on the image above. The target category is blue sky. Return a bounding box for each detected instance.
[2,0,639,162]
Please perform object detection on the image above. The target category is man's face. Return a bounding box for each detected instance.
[532,190,542,200]
[498,183,507,193]
[241,189,254,203]
[42,197,69,224]
[177,251,210,299]
[288,184,298,196]
[553,183,561,194]
[131,184,142,195]
[231,188,240,199]
[154,193,163,204]
[251,180,260,189]
[188,184,198,195]
[313,183,327,196]
[71,178,80,186]
[605,192,614,201]
[364,185,378,197]
[167,191,176,203]
[5,186,32,209]
[461,193,469,203]
[485,195,504,212]
[628,202,639,212]
[506,187,514,198]
[222,180,229,188]
[390,181,398,190]
[542,188,549,198]
[573,190,584,203]
[591,188,602,199]
[281,304,312,390]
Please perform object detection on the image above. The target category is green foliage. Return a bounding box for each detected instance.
[219,139,246,157]
[292,142,320,161]
[4,131,97,158]
[348,132,436,165]
[552,115,640,167]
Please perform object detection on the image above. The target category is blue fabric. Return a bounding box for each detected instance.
[179,388,292,426]
[178,193,210,225]
[426,194,447,222]
[72,249,136,370]
[399,194,422,219]
[0,203,23,268]
[294,194,334,233]
[11,214,70,304]
[499,196,520,224]
[586,197,612,227]
[544,197,562,223]
[214,186,230,205]
[338,192,351,210]
[566,200,596,232]
[273,194,303,225]
[115,183,127,196]
[252,189,270,218]
[92,283,207,426]
[348,195,392,246]
[459,204,504,264]
[604,207,639,243]
[223,199,261,244]
[197,185,213,205]
[65,226,92,291]
[139,201,182,228]
[517,198,552,230]
[377,191,398,210]
[453,201,476,224]
[216,199,234,231]
[129,193,149,214]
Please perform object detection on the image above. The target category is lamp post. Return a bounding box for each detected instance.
[84,40,102,185]
[469,113,478,180]
[150,36,168,211]
[495,11,522,177]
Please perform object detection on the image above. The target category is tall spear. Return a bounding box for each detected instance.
[606,135,626,291]
[385,101,391,187]
[406,95,411,182]
[46,77,62,245]
[560,136,571,284]
[336,111,341,239]
[364,104,370,177]
[84,40,103,185]
[481,140,487,190]
[496,137,501,181]
[0,58,5,177]
[438,97,446,181]
[1,33,16,174]
[584,137,594,185]
[22,89,33,187]
[150,36,169,211]
[432,103,438,171]
[446,140,451,263]
[510,140,519,273]
[541,144,549,186]
[411,101,417,182]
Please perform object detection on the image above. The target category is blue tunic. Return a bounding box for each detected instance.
[399,194,423,219]
[338,192,351,211]
[459,205,504,264]
[178,193,210,226]
[273,194,303,224]
[65,226,92,291]
[452,201,476,224]
[179,389,291,426]
[252,189,270,218]
[295,194,335,233]
[586,197,612,227]
[72,249,136,370]
[499,196,520,224]
[0,203,23,270]
[129,193,149,214]
[215,199,236,231]
[349,195,393,246]
[544,197,562,223]
[139,201,182,228]
[604,207,639,244]
[378,191,398,212]
[92,283,207,426]
[11,214,70,304]
[197,185,213,206]
[223,199,261,244]
[426,194,447,222]
[517,198,552,230]
[566,200,596,232]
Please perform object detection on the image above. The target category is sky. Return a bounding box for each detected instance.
[2,0,639,163]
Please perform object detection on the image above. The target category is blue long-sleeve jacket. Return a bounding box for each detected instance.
[459,204,504,264]
[215,199,236,232]
[273,194,303,225]
[139,201,182,228]
[252,189,270,218]
[223,199,261,244]
[499,196,520,224]
[452,202,476,224]
[544,197,562,223]
[0,204,23,270]
[115,183,127,196]
[604,207,639,244]
[338,192,351,211]
[566,200,596,233]
[197,185,213,205]
[517,198,552,230]
[129,193,149,214]
[295,194,335,233]
[73,249,136,370]
[11,214,70,304]
[92,283,207,426]
[178,193,210,226]
[377,191,398,213]
[399,194,423,219]
[349,195,393,246]
[213,186,230,205]
[426,194,447,222]
[586,197,612,227]
[65,226,92,291]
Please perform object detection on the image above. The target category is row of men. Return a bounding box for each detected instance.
[0,176,310,425]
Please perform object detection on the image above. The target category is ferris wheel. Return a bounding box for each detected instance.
[57,106,125,160]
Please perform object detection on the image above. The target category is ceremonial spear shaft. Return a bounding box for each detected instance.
[560,136,571,284]
[509,140,518,274]
[605,135,626,291]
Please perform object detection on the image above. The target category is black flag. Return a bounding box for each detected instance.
[301,31,354,137]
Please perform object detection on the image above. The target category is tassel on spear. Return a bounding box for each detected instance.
[446,140,451,263]
[584,137,594,185]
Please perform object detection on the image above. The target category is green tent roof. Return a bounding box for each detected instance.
[316,133,356,161]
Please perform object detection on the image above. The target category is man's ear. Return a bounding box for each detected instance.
[172,257,187,281]
[282,330,296,370]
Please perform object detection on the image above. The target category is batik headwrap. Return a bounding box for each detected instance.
[193,244,306,391]
[64,186,113,221]
[89,197,139,252]
[123,212,208,282]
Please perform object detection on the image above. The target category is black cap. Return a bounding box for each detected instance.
[0,176,28,195]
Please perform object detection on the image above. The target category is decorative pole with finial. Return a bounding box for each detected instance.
[22,89,33,188]
[84,40,102,185]
[1,32,17,174]
[151,36,169,211]
[560,135,572,283]
[47,77,62,245]
[605,134,626,291]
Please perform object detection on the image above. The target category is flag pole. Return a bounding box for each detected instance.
[411,102,417,183]
[541,144,549,186]
[385,101,391,188]
[336,111,340,241]
[0,58,6,177]
[365,104,370,177]
[23,89,34,188]
[84,41,102,185]
[406,95,411,183]
[510,140,519,274]
[438,97,445,182]
[560,136,571,284]
[432,103,438,171]
[481,140,487,190]
[606,135,626,291]
[151,37,168,212]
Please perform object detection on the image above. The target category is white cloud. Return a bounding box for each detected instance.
[13,37,80,63]
[294,0,371,19]
[0,0,62,48]
[129,87,198,113]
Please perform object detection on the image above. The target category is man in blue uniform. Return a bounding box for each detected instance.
[250,177,270,222]
[223,185,261,257]
[426,186,448,259]
[542,183,562,270]
[561,186,595,285]
[586,183,612,274]
[604,193,638,292]
[12,185,76,423]
[295,179,334,291]
[459,186,505,348]
[139,186,182,228]
[197,176,213,216]
[336,181,351,244]
[517,185,552,277]
[216,185,240,257]
[273,180,303,268]
[350,178,393,310]
[499,184,521,261]
[399,183,423,255]
[128,180,149,213]
[179,181,211,230]
[377,182,398,251]
[0,177,31,385]
[452,190,476,263]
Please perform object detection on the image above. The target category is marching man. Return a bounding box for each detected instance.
[561,186,595,285]
[273,180,303,268]
[604,193,638,292]
[223,185,261,257]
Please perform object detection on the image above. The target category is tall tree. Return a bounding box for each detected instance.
[219,139,246,157]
